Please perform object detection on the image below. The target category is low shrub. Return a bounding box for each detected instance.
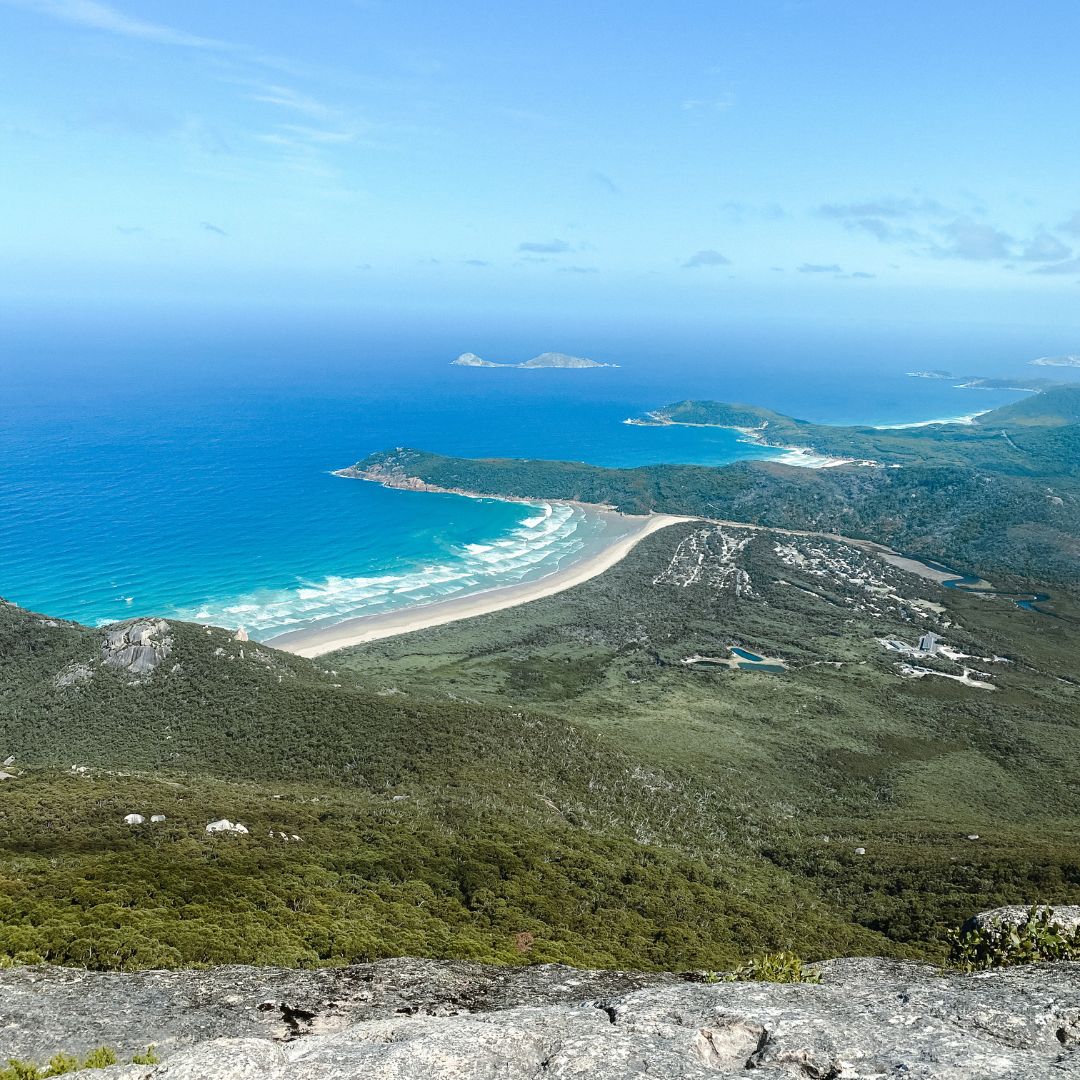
[948,906,1080,971]
[725,950,821,984]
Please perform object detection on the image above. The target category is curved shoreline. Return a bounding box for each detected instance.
[622,414,875,469]
[267,510,691,657]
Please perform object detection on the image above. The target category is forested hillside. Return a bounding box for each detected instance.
[0,599,889,971]
[5,507,1077,973]
[335,522,1080,952]
[350,449,1080,588]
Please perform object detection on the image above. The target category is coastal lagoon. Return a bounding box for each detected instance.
[0,318,1039,640]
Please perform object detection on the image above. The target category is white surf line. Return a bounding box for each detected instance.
[623,415,862,469]
[267,512,692,657]
[873,410,991,429]
[267,512,965,658]
[267,459,991,656]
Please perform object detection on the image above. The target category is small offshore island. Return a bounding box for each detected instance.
[452,350,618,369]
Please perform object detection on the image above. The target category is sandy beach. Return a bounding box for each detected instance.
[878,552,993,589]
[872,411,990,429]
[268,511,691,657]
[623,414,865,469]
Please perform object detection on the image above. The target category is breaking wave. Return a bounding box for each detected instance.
[169,500,625,640]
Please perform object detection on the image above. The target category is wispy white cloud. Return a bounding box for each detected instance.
[1018,232,1071,263]
[797,262,842,273]
[683,249,730,268]
[518,239,570,254]
[818,196,946,244]
[820,195,1080,270]
[819,197,947,220]
[278,123,359,144]
[244,83,333,119]
[253,124,361,152]
[1057,211,1080,238]
[930,217,1014,261]
[1032,257,1080,276]
[5,0,227,48]
[681,95,734,113]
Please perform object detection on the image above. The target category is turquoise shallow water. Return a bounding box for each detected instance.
[0,320,1036,640]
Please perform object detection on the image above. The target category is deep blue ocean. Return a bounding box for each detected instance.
[0,316,1042,640]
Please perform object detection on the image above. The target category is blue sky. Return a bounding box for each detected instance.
[3,0,1080,331]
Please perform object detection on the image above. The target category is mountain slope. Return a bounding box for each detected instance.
[0,599,894,972]
[333,521,1080,950]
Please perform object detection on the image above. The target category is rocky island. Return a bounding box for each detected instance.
[452,351,618,368]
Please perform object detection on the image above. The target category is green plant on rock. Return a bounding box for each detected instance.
[726,950,821,984]
[1,1062,43,1080]
[79,1049,117,1070]
[42,1056,79,1077]
[0,1048,120,1080]
[948,905,1080,972]
[130,1047,160,1066]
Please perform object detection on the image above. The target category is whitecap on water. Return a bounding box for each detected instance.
[171,501,627,639]
[519,503,553,529]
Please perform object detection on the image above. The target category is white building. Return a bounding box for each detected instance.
[918,631,941,655]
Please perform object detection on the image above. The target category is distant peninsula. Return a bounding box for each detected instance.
[623,386,1080,473]
[906,369,1060,392]
[1031,354,1080,369]
[452,351,618,369]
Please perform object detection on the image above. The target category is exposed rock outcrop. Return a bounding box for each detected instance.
[2,957,1079,1078]
[100,619,172,678]
[964,904,1080,936]
[0,959,676,1064]
[205,819,249,835]
[54,662,94,689]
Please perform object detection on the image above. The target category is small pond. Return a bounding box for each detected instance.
[731,647,764,662]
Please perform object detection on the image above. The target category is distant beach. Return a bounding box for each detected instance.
[625,415,869,469]
[268,511,689,656]
[873,411,990,429]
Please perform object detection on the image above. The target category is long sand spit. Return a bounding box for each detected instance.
[268,511,691,658]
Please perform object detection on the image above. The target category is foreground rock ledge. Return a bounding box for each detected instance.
[2,957,1079,1078]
